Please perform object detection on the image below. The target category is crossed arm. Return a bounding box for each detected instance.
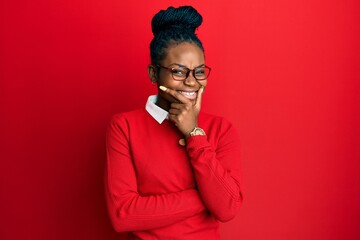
[105,113,243,232]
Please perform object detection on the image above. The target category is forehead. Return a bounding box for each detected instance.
[162,42,205,68]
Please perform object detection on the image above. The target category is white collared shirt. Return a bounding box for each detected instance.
[145,95,169,124]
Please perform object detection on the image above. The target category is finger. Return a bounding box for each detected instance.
[170,102,186,110]
[195,86,205,109]
[168,108,181,115]
[168,113,178,124]
[159,86,191,104]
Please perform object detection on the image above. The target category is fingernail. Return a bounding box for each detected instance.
[159,86,167,91]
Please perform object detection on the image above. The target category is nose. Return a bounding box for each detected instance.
[183,70,197,86]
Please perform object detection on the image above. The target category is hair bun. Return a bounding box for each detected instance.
[151,6,203,36]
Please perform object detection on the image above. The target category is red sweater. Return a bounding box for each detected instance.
[105,108,243,239]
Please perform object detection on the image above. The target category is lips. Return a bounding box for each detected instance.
[177,90,197,100]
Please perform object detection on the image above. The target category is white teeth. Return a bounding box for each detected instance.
[179,91,195,96]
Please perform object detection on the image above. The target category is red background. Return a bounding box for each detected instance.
[1,0,359,239]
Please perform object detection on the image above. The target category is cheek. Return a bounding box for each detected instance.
[199,80,208,88]
[158,78,181,89]
[157,74,173,87]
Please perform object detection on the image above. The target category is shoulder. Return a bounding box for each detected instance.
[199,112,234,130]
[199,112,239,143]
[109,108,150,130]
[111,108,148,123]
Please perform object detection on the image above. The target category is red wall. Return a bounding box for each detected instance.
[1,0,359,239]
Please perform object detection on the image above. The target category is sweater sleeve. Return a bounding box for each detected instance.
[186,119,243,222]
[105,114,206,232]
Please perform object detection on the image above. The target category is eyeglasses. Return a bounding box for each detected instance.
[156,64,211,81]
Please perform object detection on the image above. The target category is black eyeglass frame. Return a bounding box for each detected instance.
[156,64,211,81]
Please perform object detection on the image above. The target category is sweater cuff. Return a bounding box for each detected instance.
[186,135,211,157]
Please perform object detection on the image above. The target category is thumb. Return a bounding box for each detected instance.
[195,86,205,110]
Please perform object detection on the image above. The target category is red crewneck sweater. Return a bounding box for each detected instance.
[105,108,243,239]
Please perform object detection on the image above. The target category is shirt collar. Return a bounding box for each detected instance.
[145,95,169,124]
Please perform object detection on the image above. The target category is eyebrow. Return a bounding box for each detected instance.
[170,63,205,69]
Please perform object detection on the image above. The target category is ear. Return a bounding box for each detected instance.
[148,65,157,84]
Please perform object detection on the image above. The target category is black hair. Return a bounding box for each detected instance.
[150,6,204,65]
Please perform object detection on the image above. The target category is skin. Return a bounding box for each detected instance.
[148,42,208,138]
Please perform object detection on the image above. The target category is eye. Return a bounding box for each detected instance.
[171,68,186,76]
[195,68,206,76]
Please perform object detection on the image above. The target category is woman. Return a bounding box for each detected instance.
[105,6,243,239]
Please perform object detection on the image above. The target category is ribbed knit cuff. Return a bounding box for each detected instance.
[186,135,212,159]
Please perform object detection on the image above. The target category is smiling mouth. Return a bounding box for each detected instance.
[177,90,197,100]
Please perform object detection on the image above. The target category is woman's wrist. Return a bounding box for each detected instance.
[186,127,206,139]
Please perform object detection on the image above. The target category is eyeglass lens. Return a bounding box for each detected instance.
[170,66,210,80]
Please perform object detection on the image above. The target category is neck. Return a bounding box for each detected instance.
[155,95,171,111]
